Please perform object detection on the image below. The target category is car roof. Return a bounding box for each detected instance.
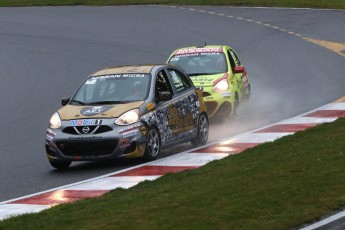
[172,45,229,54]
[180,45,224,49]
[91,64,160,76]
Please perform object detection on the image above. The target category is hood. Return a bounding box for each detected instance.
[189,73,225,87]
[58,101,144,120]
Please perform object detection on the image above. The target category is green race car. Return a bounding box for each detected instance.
[168,45,250,118]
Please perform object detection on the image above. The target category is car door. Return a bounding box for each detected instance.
[226,48,243,92]
[165,67,199,142]
[150,68,178,146]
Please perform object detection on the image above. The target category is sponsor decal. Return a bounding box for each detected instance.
[70,119,102,126]
[221,92,231,97]
[46,129,56,141]
[85,74,146,85]
[119,125,140,138]
[175,47,222,55]
[119,138,130,148]
[242,75,249,87]
[80,106,113,116]
[48,141,57,151]
[85,79,97,85]
[121,129,139,138]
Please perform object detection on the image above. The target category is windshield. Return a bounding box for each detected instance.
[169,52,228,75]
[71,73,151,105]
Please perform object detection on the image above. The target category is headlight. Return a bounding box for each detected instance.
[213,79,229,92]
[49,112,61,129]
[115,109,139,126]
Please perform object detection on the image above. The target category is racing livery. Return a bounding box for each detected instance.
[167,45,251,118]
[46,64,209,169]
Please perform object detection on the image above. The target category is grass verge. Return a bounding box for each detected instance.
[1,1,344,229]
[0,0,344,9]
[1,117,345,229]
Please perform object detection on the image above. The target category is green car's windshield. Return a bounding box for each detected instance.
[71,73,151,105]
[169,52,228,76]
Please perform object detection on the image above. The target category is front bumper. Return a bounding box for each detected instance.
[200,86,233,117]
[45,119,147,161]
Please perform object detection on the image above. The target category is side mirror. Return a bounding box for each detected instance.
[202,92,212,97]
[61,97,70,106]
[158,91,172,101]
[196,87,211,97]
[233,66,244,73]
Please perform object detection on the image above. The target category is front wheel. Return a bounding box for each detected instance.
[144,127,161,161]
[48,159,71,169]
[191,113,209,147]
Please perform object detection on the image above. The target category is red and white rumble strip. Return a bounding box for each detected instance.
[1,101,345,221]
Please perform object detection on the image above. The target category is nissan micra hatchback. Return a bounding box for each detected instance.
[168,45,251,118]
[46,64,209,169]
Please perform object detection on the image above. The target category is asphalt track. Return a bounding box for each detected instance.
[0,5,345,221]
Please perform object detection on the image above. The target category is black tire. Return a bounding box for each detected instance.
[49,159,71,169]
[191,113,209,147]
[144,127,161,161]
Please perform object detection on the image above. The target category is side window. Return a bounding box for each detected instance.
[230,50,241,66]
[227,50,236,71]
[167,69,191,93]
[155,70,173,102]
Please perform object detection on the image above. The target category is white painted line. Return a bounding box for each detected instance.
[321,102,345,110]
[230,132,292,143]
[0,162,153,205]
[0,204,49,220]
[148,152,228,167]
[276,117,337,125]
[67,176,160,190]
[299,210,345,230]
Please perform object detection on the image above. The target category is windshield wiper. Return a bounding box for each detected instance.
[70,99,86,105]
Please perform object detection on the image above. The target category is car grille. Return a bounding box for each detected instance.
[62,125,112,135]
[56,140,117,157]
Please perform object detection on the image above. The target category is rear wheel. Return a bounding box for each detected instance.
[191,113,209,147]
[48,159,71,169]
[144,127,161,161]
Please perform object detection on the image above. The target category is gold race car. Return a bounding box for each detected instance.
[46,64,209,169]
[168,45,251,118]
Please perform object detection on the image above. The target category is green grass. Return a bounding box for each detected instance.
[1,1,344,228]
[0,0,345,9]
[2,117,345,229]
